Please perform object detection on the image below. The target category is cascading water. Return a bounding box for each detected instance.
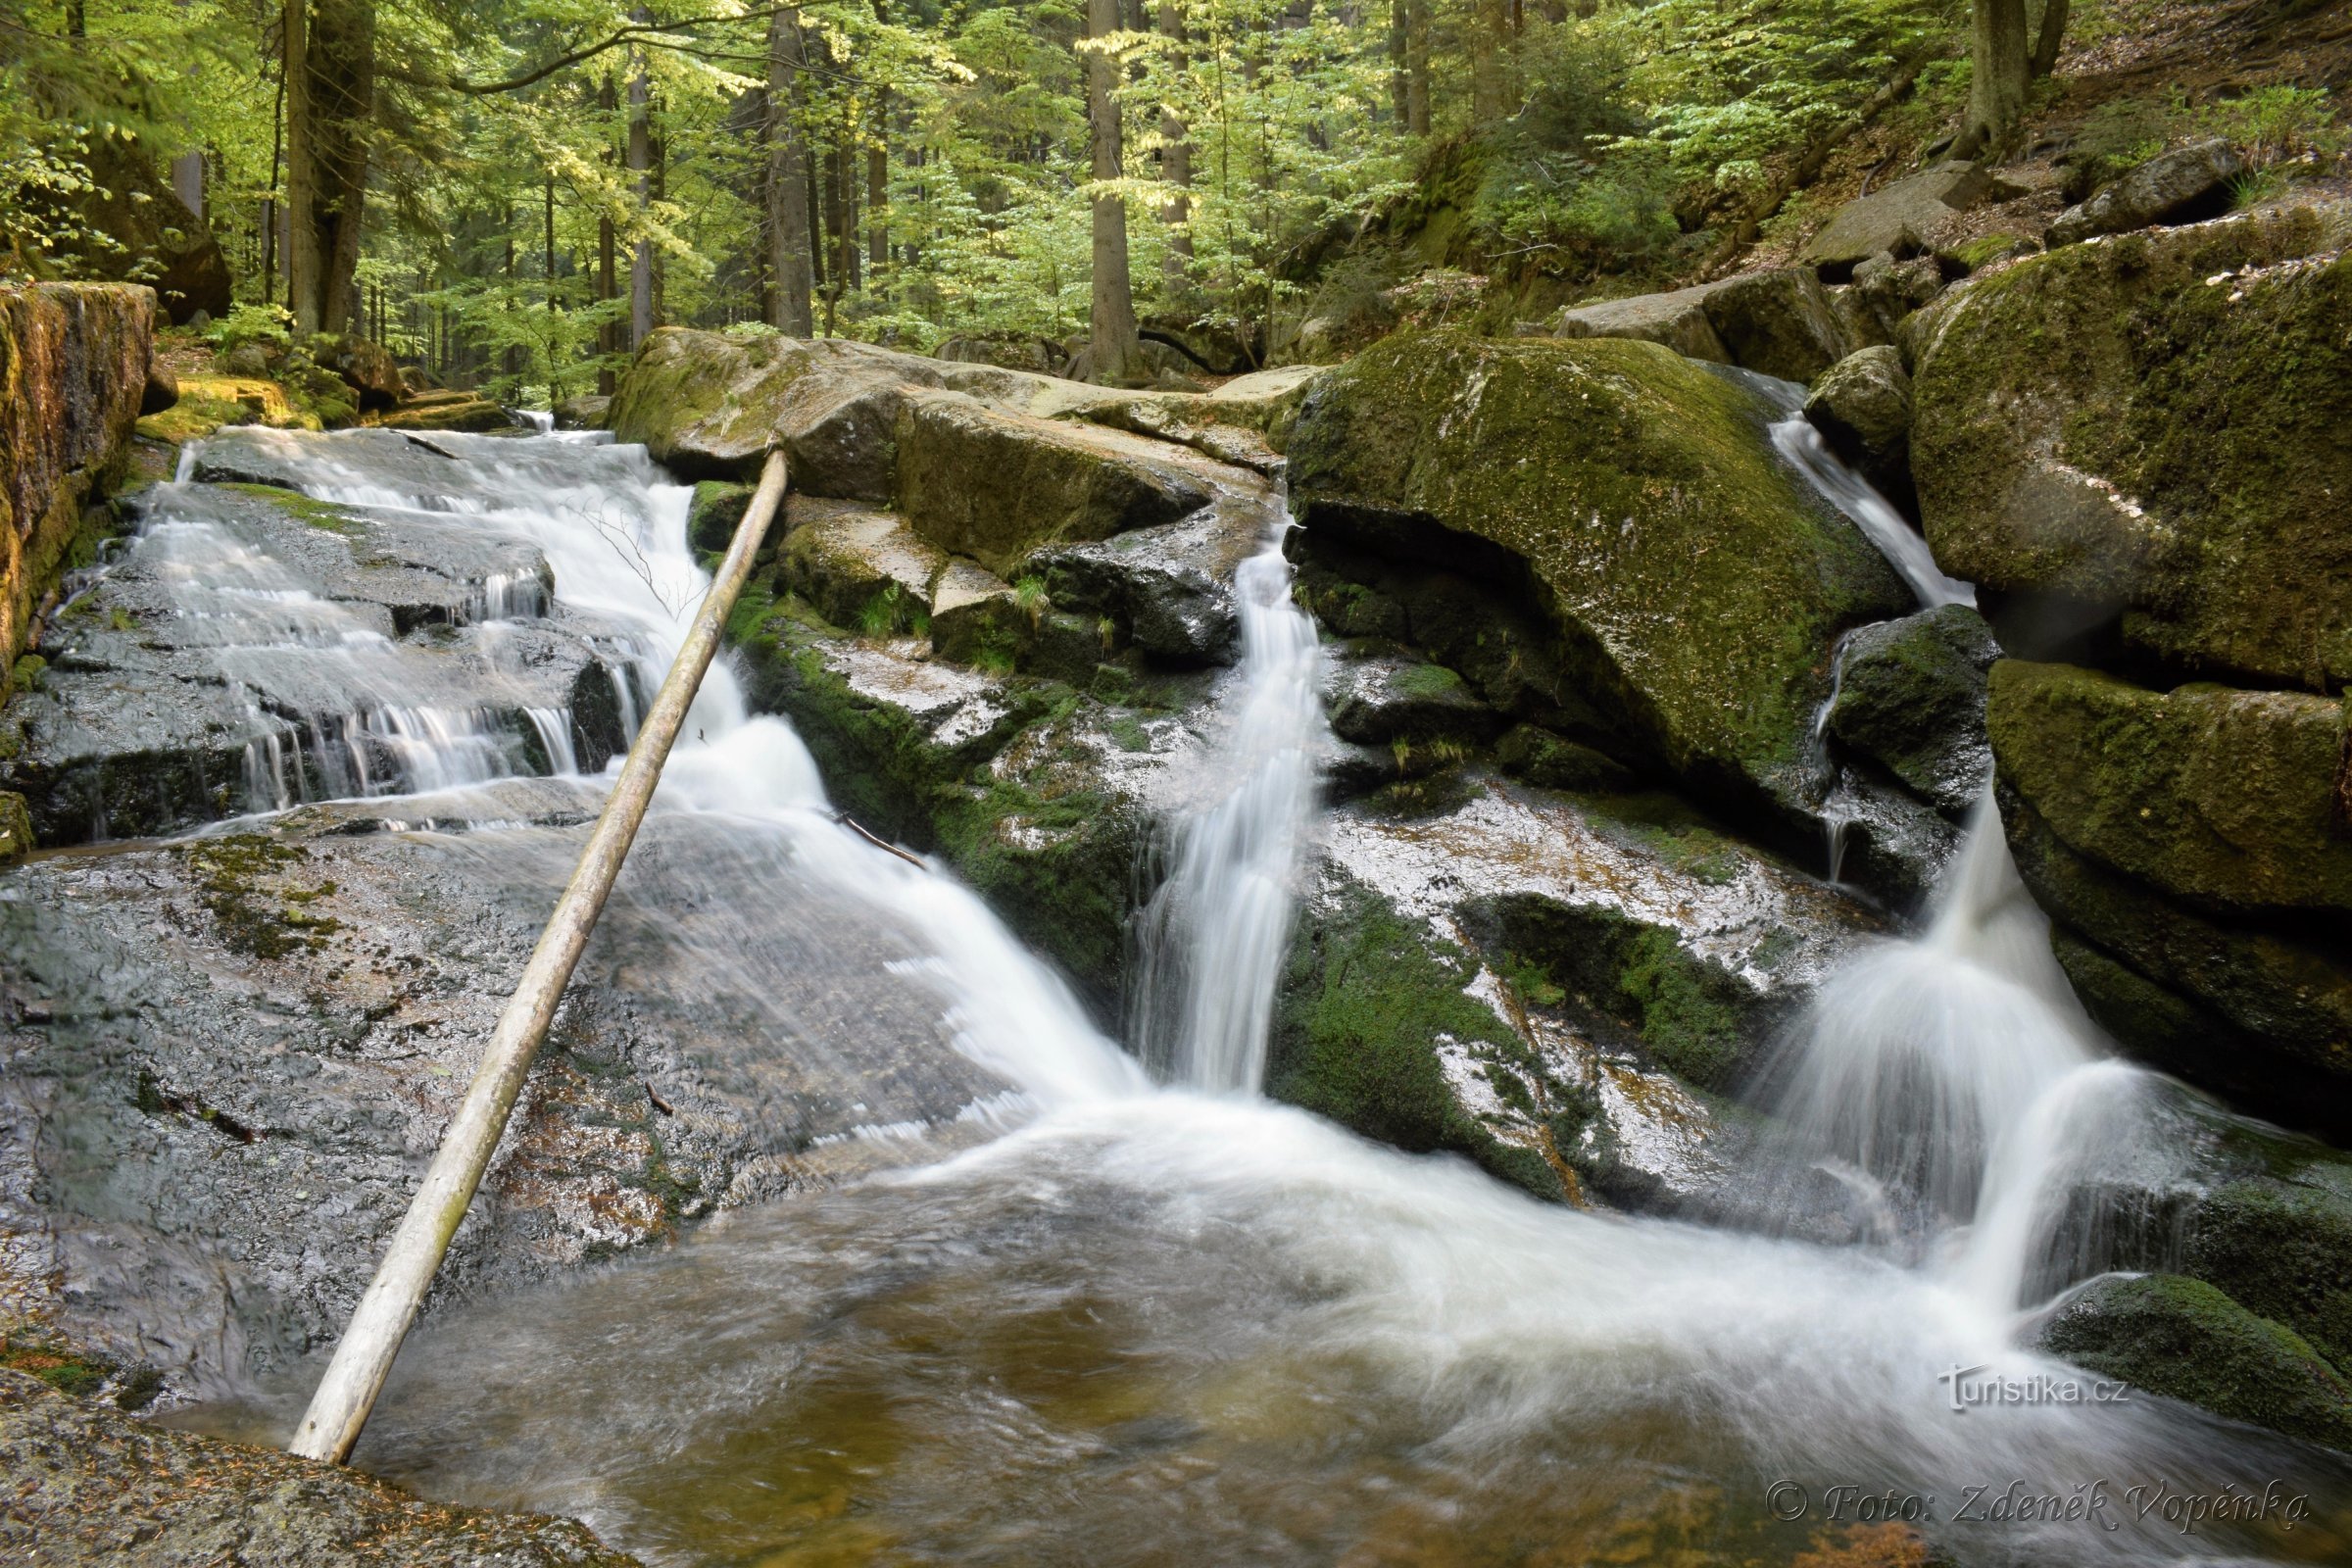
[1127,495,1326,1094]
[168,430,2345,1567]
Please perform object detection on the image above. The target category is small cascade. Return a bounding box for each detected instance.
[1762,397,1974,610]
[1128,500,1328,1094]
[1764,798,2100,1224]
[1763,795,2197,1317]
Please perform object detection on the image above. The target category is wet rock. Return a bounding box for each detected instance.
[554,393,611,430]
[2047,139,2244,248]
[728,598,1203,1012]
[0,1369,639,1566]
[0,782,1025,1398]
[2037,1273,2352,1448]
[1803,346,1913,500]
[777,497,945,633]
[1,282,154,672]
[1910,199,2352,685]
[1801,160,1997,276]
[1826,605,1997,816]
[686,478,754,554]
[1026,493,1267,665]
[1324,651,1497,746]
[0,482,620,845]
[1272,776,1879,1208]
[1695,268,1854,383]
[1550,285,1731,364]
[894,391,1217,577]
[1493,723,1637,793]
[1285,330,1910,838]
[1988,662,2351,912]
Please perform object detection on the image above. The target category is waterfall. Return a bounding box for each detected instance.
[1760,391,1975,609]
[1761,796,2194,1317]
[1127,502,1327,1095]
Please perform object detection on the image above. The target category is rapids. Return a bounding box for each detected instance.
[157,428,2346,1566]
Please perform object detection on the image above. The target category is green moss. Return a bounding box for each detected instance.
[1267,882,1555,1199]
[1912,207,2352,685]
[1287,330,1910,823]
[0,1332,114,1399]
[219,482,362,536]
[178,835,342,958]
[2185,1179,2352,1374]
[2040,1273,2352,1448]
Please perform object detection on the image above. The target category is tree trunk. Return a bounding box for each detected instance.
[1960,0,2031,157]
[1085,0,1141,383]
[1158,1,1193,281]
[1388,0,1408,125]
[2030,0,2069,79]
[627,26,654,347]
[1404,0,1431,135]
[284,0,373,336]
[599,74,619,392]
[763,10,814,335]
[1470,0,1509,125]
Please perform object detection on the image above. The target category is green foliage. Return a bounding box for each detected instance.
[2199,85,2344,170]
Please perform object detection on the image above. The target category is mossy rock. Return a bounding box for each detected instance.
[1827,604,1996,815]
[0,790,30,861]
[686,479,754,554]
[1266,875,1562,1200]
[1987,660,2352,911]
[2006,794,2352,1128]
[1285,330,1912,831]
[1911,201,2352,686]
[1493,724,1637,792]
[2038,1273,2352,1449]
[2183,1175,2352,1377]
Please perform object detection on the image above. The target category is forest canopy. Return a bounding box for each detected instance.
[2,0,2337,399]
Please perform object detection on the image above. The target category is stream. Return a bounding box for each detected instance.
[125,425,2348,1566]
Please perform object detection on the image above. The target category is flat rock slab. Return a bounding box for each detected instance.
[0,785,1020,1402]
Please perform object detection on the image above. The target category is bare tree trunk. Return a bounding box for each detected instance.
[1157,0,1193,284]
[1085,0,1141,382]
[1388,0,1408,125]
[1470,0,1509,125]
[763,10,814,335]
[598,74,619,392]
[283,0,316,330]
[284,0,373,336]
[1959,0,2031,158]
[627,24,654,347]
[2030,0,2069,78]
[1404,0,1431,136]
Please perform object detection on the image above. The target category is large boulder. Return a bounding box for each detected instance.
[1551,285,1730,364]
[1285,331,1912,834]
[1988,661,2352,1125]
[1911,200,2352,686]
[0,282,154,679]
[1800,160,1997,276]
[609,329,1051,493]
[315,333,403,412]
[1551,269,1852,382]
[2046,138,2245,248]
[43,140,232,323]
[2037,1273,2352,1449]
[1987,662,2351,912]
[893,391,1215,576]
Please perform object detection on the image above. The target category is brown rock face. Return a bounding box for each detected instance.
[0,282,154,682]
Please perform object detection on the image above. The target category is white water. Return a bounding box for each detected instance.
[174,430,2341,1565]
[1767,404,1976,609]
[1128,503,1327,1094]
